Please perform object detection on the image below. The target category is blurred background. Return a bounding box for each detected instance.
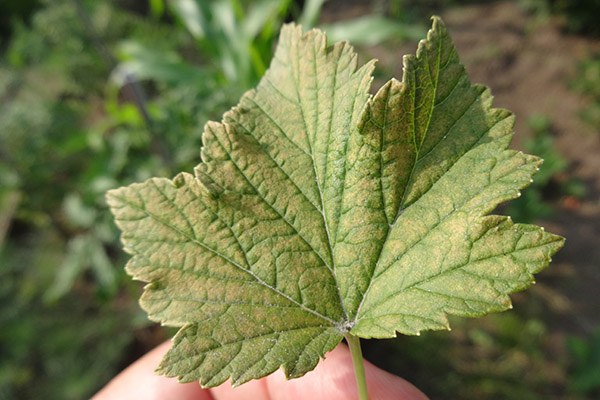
[0,0,599,399]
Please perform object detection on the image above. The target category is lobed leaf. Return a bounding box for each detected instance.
[107,17,564,387]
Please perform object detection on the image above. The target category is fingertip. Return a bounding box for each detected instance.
[363,356,429,400]
[263,343,428,400]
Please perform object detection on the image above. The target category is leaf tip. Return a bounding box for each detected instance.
[430,15,446,30]
[172,172,186,188]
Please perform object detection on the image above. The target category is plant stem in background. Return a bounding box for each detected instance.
[346,333,369,400]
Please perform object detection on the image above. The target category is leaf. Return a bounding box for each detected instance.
[320,15,425,46]
[107,17,564,387]
[112,41,212,87]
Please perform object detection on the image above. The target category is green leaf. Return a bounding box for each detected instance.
[320,15,425,46]
[112,41,212,87]
[107,17,564,387]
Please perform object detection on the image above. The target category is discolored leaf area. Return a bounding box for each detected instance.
[107,17,564,387]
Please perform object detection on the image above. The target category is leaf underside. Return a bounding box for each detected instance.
[107,17,564,387]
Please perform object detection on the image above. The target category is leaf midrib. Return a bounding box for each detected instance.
[354,149,538,320]
[352,35,444,326]
[362,237,560,319]
[288,36,350,322]
[209,127,335,275]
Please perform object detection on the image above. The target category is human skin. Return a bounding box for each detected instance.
[93,341,429,400]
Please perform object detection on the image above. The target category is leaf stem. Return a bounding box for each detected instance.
[345,333,369,400]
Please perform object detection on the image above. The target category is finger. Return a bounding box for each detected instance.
[263,344,429,400]
[210,343,428,400]
[209,376,270,399]
[92,341,212,400]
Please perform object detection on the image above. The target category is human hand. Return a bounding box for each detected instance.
[93,341,428,400]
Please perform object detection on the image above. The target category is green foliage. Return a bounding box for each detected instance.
[108,18,563,387]
[519,0,600,36]
[568,330,600,396]
[0,235,138,400]
[0,1,183,398]
[572,55,600,132]
[552,0,600,36]
[506,114,584,223]
[366,312,571,399]
[0,0,41,45]
[0,0,582,397]
[0,1,427,397]
[113,0,423,108]
[319,15,425,46]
